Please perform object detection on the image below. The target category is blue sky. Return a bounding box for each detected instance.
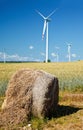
[0,0,83,62]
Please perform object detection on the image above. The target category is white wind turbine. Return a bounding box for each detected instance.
[3,49,6,63]
[3,52,6,63]
[55,47,60,62]
[67,43,72,62]
[36,9,57,63]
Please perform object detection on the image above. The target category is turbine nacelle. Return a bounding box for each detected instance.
[68,44,72,47]
[45,18,51,22]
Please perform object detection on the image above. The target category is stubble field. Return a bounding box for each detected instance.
[0,61,83,130]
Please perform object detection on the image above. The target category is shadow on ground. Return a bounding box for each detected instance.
[48,105,83,119]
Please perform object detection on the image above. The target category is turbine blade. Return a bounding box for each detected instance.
[35,10,45,19]
[47,8,58,18]
[42,20,47,40]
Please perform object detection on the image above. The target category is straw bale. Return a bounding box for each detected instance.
[0,68,59,127]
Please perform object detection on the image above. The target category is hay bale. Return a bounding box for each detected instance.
[1,68,59,127]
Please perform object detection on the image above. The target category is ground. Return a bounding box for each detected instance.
[0,62,83,129]
[0,91,83,130]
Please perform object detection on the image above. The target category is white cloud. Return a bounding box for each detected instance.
[6,54,20,61]
[51,53,57,57]
[72,54,77,58]
[0,52,3,55]
[55,46,60,50]
[40,52,45,56]
[8,54,29,61]
[0,52,7,59]
[66,54,77,59]
[0,52,29,61]
[34,59,41,62]
[0,52,3,58]
[29,45,34,50]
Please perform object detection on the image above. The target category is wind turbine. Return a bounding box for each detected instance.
[3,49,6,63]
[67,43,72,62]
[36,9,57,63]
[55,46,60,62]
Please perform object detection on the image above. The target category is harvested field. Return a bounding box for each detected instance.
[43,92,83,130]
[0,61,83,129]
[0,92,83,130]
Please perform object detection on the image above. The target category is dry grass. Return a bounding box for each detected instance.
[0,61,83,129]
[0,61,83,96]
[43,92,83,130]
[0,91,83,130]
[0,61,83,79]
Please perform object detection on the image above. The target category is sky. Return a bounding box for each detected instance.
[0,0,83,62]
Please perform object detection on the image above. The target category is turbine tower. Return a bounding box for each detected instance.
[36,9,57,63]
[67,44,72,62]
[56,52,59,62]
[3,52,6,63]
[3,49,6,63]
[55,46,59,62]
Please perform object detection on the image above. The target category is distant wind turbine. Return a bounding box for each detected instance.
[67,43,72,62]
[55,46,60,62]
[36,9,57,63]
[3,49,6,63]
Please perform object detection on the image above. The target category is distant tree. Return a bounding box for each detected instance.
[43,59,51,63]
[48,59,51,62]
